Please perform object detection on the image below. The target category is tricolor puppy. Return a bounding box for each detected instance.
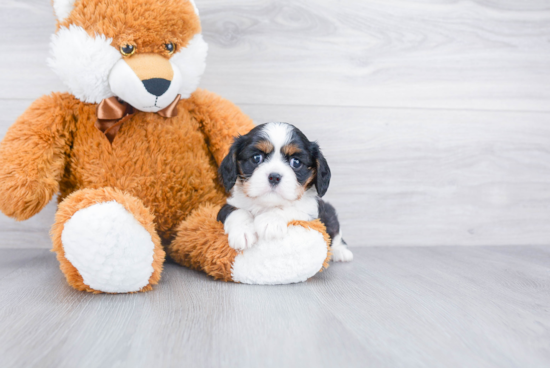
[217,122,353,262]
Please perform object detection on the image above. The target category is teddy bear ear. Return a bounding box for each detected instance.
[53,0,77,21]
[188,0,199,15]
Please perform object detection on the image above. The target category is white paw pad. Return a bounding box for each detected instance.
[61,201,155,293]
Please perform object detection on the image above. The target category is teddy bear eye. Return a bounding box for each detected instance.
[165,42,175,54]
[120,44,136,56]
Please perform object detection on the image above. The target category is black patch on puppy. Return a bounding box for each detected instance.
[317,199,340,241]
[281,125,331,196]
[310,142,331,197]
[281,127,315,186]
[219,136,243,192]
[219,124,274,192]
[217,204,237,224]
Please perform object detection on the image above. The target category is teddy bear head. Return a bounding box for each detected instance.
[48,0,208,112]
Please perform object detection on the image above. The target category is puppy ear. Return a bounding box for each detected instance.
[311,142,331,197]
[218,137,242,192]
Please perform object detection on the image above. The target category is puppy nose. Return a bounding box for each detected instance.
[268,173,282,186]
[142,78,171,96]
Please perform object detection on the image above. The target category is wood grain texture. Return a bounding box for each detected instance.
[1,0,550,110]
[1,247,550,368]
[3,99,549,248]
[1,1,550,248]
[241,104,550,247]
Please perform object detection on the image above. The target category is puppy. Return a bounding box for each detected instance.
[217,122,353,262]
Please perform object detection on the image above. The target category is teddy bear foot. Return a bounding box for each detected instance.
[169,205,331,285]
[52,188,165,293]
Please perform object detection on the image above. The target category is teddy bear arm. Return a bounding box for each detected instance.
[188,89,255,166]
[0,94,73,221]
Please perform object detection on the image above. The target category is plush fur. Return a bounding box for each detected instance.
[48,25,122,103]
[168,206,331,284]
[49,0,207,106]
[168,204,239,282]
[62,201,157,293]
[53,0,78,21]
[231,221,330,285]
[0,0,331,292]
[51,187,165,293]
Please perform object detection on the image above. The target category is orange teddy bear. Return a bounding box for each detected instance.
[0,0,331,293]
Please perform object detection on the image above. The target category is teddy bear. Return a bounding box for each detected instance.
[0,0,331,293]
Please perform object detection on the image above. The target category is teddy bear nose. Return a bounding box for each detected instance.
[142,78,171,97]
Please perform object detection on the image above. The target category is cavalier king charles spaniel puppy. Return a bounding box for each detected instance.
[217,122,353,262]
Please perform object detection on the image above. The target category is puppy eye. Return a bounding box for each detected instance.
[165,42,175,54]
[290,158,302,169]
[252,154,264,164]
[120,44,136,56]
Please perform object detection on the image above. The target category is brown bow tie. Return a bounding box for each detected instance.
[96,94,181,143]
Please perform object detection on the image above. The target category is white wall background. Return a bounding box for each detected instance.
[1,0,549,248]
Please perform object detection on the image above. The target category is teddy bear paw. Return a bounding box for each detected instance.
[61,201,156,293]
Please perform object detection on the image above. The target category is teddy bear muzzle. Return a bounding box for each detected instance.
[108,53,183,113]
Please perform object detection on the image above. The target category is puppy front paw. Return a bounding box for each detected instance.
[224,209,258,251]
[254,212,288,240]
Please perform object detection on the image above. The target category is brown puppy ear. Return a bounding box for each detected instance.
[310,142,331,197]
[218,136,244,192]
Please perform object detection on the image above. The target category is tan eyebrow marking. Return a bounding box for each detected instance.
[255,140,274,153]
[282,143,301,156]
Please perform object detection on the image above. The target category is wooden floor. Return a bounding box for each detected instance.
[1,247,549,368]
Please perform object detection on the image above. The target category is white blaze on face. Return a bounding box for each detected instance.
[243,123,304,207]
[48,27,208,109]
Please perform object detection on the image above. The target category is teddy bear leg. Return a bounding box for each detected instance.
[51,188,165,293]
[167,203,238,282]
[168,204,333,284]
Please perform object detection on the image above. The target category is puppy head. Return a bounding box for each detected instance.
[48,0,207,112]
[219,122,331,207]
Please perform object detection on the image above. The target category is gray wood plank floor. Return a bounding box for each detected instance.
[1,247,549,368]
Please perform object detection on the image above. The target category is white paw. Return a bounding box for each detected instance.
[254,211,288,240]
[61,201,155,293]
[331,246,354,262]
[331,233,353,262]
[224,209,258,251]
